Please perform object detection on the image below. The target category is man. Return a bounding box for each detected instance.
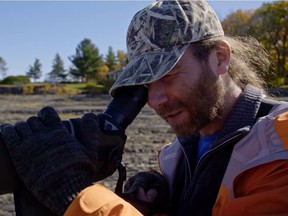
[1,0,288,215]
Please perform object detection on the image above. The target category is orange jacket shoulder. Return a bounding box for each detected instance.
[64,184,142,216]
[220,160,288,216]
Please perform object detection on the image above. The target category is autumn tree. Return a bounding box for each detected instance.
[221,1,288,86]
[0,56,8,79]
[48,53,67,82]
[26,58,42,82]
[96,64,109,81]
[248,1,288,78]
[117,50,128,68]
[69,38,103,82]
[222,9,254,36]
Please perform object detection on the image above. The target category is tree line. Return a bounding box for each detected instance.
[0,1,287,87]
[0,38,128,84]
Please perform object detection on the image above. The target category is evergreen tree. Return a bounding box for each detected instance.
[105,46,118,71]
[0,56,8,79]
[48,53,66,82]
[69,38,103,82]
[26,58,42,82]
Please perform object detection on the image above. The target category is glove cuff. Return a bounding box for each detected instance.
[38,169,93,215]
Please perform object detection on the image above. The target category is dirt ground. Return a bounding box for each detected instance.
[0,94,175,215]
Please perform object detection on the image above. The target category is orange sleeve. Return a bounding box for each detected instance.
[221,159,288,216]
[64,183,143,216]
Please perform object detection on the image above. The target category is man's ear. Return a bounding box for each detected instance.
[208,40,231,75]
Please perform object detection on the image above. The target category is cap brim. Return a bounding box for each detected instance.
[109,43,189,96]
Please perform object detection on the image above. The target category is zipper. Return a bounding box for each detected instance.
[181,130,247,201]
[182,145,193,185]
[195,132,245,172]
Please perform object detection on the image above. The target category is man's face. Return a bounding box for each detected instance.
[147,47,225,136]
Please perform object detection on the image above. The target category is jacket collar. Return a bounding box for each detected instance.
[217,84,263,140]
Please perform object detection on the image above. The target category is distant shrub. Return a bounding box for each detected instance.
[1,75,30,84]
[22,83,80,95]
[52,84,79,95]
[23,84,34,94]
[267,76,285,89]
[100,78,115,93]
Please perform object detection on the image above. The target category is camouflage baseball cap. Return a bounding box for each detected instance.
[109,0,224,96]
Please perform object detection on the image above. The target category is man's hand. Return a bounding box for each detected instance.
[123,171,170,215]
[0,106,126,215]
[78,112,127,180]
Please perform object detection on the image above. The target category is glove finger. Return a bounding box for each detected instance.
[14,121,33,137]
[0,123,21,144]
[37,106,61,127]
[81,112,100,141]
[27,116,46,132]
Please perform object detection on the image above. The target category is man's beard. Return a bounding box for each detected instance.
[156,65,225,136]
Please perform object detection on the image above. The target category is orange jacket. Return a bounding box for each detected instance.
[213,110,288,215]
[64,183,142,216]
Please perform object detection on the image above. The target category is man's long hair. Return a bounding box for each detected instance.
[190,36,271,94]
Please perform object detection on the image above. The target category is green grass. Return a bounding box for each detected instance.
[63,83,87,90]
[64,82,106,94]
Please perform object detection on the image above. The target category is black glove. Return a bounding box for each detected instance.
[122,170,170,216]
[73,112,127,180]
[0,106,126,215]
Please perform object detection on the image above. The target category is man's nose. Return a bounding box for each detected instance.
[147,82,168,109]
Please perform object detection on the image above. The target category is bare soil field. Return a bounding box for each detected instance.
[0,94,175,215]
